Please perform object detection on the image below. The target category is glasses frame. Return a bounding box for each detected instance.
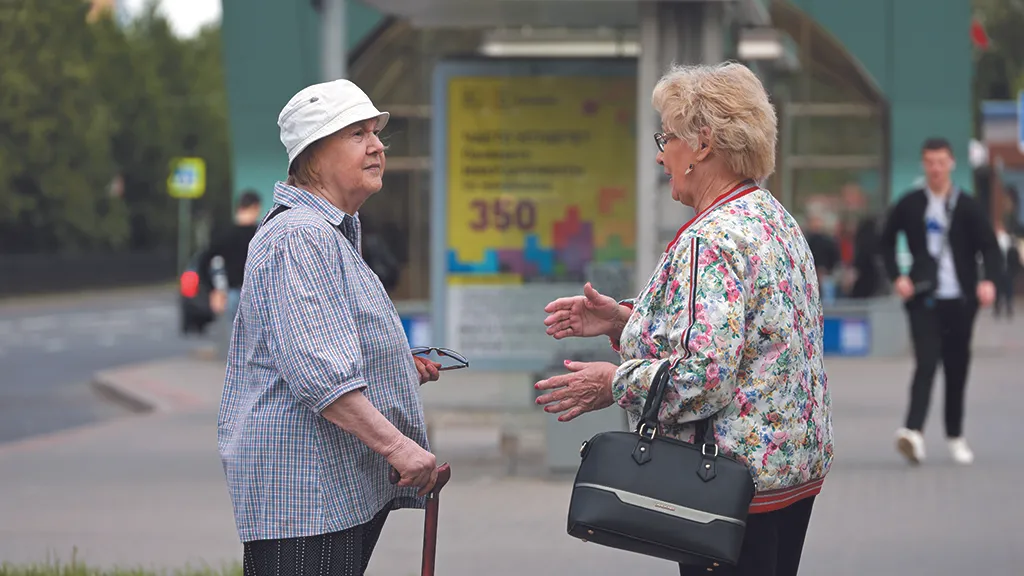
[410,346,470,371]
[654,132,674,152]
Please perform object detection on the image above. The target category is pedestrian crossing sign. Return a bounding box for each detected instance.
[167,157,206,199]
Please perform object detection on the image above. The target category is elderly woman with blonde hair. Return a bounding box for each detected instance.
[536,61,833,576]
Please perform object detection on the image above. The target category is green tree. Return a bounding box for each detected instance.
[0,0,129,253]
[94,4,232,251]
[170,24,234,237]
[0,0,232,255]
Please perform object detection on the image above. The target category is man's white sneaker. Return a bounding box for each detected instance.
[895,428,926,464]
[948,437,974,465]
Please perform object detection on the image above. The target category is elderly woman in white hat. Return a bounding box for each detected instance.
[217,79,442,576]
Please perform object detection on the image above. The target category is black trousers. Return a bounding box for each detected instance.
[243,506,391,576]
[678,497,816,576]
[995,273,1014,317]
[904,298,978,437]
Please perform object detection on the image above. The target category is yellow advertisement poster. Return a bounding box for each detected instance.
[446,75,637,286]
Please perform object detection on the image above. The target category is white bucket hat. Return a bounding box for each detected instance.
[277,79,389,170]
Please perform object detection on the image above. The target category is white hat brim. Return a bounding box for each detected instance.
[287,103,389,169]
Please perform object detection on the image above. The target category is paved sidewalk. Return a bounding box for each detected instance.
[0,315,1022,575]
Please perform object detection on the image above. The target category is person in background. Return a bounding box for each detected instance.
[881,137,1002,466]
[203,190,262,320]
[994,220,1022,319]
[804,210,841,306]
[838,184,883,299]
[359,214,402,293]
[535,62,832,576]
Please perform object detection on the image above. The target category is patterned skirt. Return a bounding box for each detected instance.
[243,506,391,576]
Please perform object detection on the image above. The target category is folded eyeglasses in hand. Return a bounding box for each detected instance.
[410,346,470,371]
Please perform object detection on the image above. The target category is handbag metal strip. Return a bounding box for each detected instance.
[576,483,746,527]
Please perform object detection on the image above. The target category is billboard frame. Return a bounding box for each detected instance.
[430,57,638,372]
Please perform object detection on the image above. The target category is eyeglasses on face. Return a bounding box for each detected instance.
[410,346,470,370]
[654,132,674,152]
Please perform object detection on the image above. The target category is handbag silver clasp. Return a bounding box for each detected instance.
[702,444,719,457]
[638,423,657,440]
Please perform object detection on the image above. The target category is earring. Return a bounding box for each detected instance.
[684,164,694,175]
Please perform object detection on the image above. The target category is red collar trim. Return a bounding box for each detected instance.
[664,180,759,253]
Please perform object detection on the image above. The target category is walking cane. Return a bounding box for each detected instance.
[390,463,452,576]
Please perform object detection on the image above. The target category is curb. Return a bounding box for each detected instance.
[88,358,214,415]
[91,373,158,415]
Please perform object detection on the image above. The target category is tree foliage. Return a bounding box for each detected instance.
[0,0,231,255]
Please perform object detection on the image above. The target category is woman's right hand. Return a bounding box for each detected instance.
[385,436,438,497]
[544,282,622,339]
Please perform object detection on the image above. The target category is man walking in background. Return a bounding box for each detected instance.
[204,190,262,321]
[880,137,1002,466]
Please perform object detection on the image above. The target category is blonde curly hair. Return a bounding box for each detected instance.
[652,61,777,182]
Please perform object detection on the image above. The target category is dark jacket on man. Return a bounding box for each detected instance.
[880,187,1003,303]
[200,223,259,289]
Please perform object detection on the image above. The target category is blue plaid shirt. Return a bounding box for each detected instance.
[217,182,429,542]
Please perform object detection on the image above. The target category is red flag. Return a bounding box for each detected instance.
[971,18,989,50]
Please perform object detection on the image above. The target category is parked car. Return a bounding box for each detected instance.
[179,250,215,335]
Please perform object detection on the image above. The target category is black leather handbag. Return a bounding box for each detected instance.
[566,361,756,567]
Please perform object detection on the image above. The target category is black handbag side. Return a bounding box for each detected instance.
[565,361,756,566]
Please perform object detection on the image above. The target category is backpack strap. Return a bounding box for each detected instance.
[258,203,357,250]
[259,204,291,229]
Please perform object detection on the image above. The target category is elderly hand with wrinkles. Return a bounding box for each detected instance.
[412,356,441,384]
[534,359,618,422]
[535,282,628,421]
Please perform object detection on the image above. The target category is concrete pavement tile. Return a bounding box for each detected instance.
[364,477,671,576]
[0,411,239,570]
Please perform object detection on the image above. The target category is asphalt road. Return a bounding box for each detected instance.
[0,286,214,444]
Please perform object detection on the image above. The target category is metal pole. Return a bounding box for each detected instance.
[177,198,191,274]
[321,0,347,80]
[635,2,659,294]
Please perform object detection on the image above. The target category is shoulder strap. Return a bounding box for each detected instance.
[934,188,959,263]
[259,204,291,229]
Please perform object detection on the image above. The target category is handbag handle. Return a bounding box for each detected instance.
[636,360,716,450]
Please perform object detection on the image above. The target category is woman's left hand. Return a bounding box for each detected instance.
[413,355,441,384]
[534,360,617,422]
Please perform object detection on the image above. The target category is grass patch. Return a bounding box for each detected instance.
[0,550,241,576]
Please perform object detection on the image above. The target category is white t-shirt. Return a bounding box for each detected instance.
[924,189,961,299]
[997,229,1011,255]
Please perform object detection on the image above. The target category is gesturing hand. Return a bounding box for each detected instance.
[534,360,617,422]
[544,282,622,339]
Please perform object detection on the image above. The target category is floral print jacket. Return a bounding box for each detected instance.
[611,181,833,513]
